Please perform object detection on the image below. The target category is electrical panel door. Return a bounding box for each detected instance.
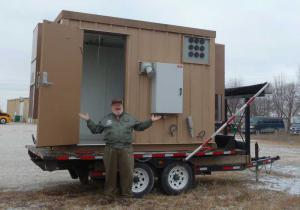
[151,63,183,113]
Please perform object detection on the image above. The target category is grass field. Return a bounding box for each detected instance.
[1,173,299,210]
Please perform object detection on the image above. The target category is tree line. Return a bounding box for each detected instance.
[226,68,300,132]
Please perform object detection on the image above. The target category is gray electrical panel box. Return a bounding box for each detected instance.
[151,62,183,114]
[182,36,210,64]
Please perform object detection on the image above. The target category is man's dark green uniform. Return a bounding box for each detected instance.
[87,112,153,198]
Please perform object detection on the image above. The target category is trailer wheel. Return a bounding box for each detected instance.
[0,118,7,124]
[132,163,155,198]
[78,172,89,185]
[68,169,78,179]
[75,167,89,185]
[160,162,193,195]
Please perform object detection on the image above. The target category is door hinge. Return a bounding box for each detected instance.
[39,71,54,87]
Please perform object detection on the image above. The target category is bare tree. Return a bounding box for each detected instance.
[296,66,300,116]
[271,74,300,131]
[298,66,300,87]
[225,78,244,114]
[297,66,300,93]
[251,96,272,117]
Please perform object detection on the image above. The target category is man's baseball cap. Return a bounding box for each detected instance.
[111,99,123,105]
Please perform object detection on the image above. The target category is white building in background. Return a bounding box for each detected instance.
[7,97,29,122]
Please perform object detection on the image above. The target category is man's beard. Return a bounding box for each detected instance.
[113,109,123,116]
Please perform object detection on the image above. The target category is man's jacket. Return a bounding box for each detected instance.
[87,112,152,148]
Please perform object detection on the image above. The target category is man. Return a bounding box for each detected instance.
[79,99,161,202]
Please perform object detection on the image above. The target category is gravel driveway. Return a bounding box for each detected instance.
[0,123,76,192]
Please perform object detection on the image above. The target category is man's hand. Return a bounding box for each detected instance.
[151,114,162,122]
[79,113,90,121]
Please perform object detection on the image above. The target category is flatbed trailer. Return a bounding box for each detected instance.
[26,142,279,197]
[26,83,280,197]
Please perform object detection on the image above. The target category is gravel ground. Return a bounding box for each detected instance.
[0,123,299,209]
[0,123,76,192]
[249,135,300,195]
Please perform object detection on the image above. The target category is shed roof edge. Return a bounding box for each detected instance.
[55,10,216,38]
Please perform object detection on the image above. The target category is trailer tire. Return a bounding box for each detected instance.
[75,167,89,185]
[79,173,89,185]
[0,118,7,124]
[160,162,193,195]
[68,169,78,179]
[132,163,155,198]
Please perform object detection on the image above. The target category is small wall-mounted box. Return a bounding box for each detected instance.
[150,62,183,114]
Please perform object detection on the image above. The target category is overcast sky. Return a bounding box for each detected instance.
[0,0,300,111]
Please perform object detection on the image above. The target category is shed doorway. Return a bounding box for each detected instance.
[79,32,126,144]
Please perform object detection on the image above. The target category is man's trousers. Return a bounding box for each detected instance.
[103,146,134,198]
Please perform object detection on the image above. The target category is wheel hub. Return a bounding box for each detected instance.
[168,166,189,190]
[173,174,180,181]
[133,176,139,183]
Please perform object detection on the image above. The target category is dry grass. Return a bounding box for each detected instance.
[1,173,299,210]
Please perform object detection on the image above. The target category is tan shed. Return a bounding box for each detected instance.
[7,97,30,122]
[29,10,225,149]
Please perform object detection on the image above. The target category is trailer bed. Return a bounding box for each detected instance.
[26,143,279,196]
[26,145,246,162]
